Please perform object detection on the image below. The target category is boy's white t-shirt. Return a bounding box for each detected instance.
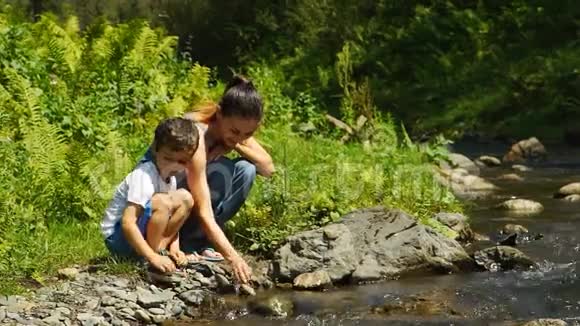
[101,161,177,238]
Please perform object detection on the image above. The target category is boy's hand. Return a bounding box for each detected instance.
[149,254,176,273]
[169,249,188,267]
[229,255,252,284]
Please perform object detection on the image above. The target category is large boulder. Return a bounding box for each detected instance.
[271,223,357,283]
[503,137,547,163]
[271,207,473,284]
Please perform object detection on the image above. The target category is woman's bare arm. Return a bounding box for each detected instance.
[234,136,275,177]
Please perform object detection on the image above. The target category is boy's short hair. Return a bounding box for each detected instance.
[153,117,199,153]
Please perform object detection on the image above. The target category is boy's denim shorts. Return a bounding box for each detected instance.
[104,201,152,259]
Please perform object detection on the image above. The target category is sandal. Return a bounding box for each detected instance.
[197,247,225,262]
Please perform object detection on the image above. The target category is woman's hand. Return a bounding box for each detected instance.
[229,254,253,284]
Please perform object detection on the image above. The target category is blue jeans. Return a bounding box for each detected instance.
[178,157,256,252]
[104,201,152,259]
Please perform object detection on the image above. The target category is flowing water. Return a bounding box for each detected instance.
[184,144,580,325]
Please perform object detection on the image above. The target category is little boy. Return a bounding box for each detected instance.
[101,117,199,273]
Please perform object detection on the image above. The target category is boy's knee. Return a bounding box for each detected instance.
[151,193,173,214]
[174,188,194,210]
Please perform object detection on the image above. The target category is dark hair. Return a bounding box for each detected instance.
[153,117,199,153]
[218,75,263,120]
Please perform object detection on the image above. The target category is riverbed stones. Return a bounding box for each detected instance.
[498,173,524,182]
[293,270,332,290]
[521,319,568,326]
[503,137,547,163]
[435,167,498,198]
[433,212,473,242]
[512,164,533,172]
[272,207,473,284]
[372,290,461,317]
[473,246,535,271]
[496,199,543,213]
[501,224,529,235]
[477,155,502,167]
[448,153,480,175]
[137,288,175,308]
[248,296,293,318]
[554,182,580,198]
[563,194,580,202]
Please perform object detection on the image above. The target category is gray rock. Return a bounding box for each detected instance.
[210,265,227,276]
[0,296,8,306]
[504,137,547,163]
[435,168,498,197]
[448,153,480,175]
[5,297,33,313]
[563,194,580,202]
[110,278,129,288]
[148,307,165,315]
[555,182,580,198]
[0,307,5,321]
[293,271,332,290]
[248,296,293,318]
[497,173,524,182]
[272,208,473,284]
[521,319,567,326]
[137,289,175,308]
[496,199,543,213]
[215,274,235,293]
[239,284,256,296]
[473,246,535,271]
[166,299,185,316]
[118,308,134,316]
[56,307,71,316]
[151,314,167,323]
[501,224,529,235]
[86,299,99,310]
[512,164,532,172]
[191,272,212,287]
[179,290,207,306]
[433,212,473,241]
[111,318,130,326]
[43,313,63,326]
[5,311,19,320]
[76,312,106,326]
[134,309,151,323]
[477,155,501,167]
[101,296,116,307]
[272,223,357,282]
[126,301,141,310]
[57,267,79,281]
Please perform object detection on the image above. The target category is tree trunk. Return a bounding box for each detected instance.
[30,0,43,21]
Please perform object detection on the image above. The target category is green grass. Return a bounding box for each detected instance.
[0,221,138,295]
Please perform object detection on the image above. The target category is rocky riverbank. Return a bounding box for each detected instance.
[2,136,578,326]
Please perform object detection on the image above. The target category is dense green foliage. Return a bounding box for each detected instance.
[6,0,579,140]
[0,7,463,293]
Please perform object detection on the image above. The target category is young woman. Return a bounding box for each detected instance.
[143,76,274,283]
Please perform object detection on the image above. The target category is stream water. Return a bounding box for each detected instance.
[183,143,580,325]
